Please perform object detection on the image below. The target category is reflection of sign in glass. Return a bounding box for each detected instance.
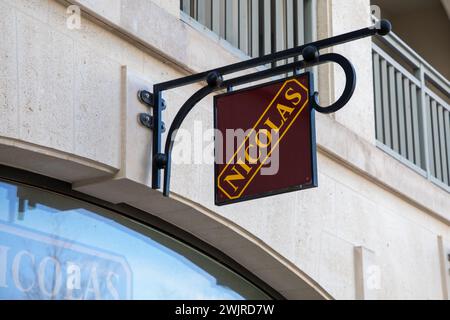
[214,73,317,205]
[0,223,132,300]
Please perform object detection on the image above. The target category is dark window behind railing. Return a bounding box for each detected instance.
[181,0,311,58]
[372,29,450,191]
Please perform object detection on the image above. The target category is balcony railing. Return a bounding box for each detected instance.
[181,0,313,58]
[372,30,450,191]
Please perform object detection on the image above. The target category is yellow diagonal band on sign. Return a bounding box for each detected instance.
[217,78,309,200]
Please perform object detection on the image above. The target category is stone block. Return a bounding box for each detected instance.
[17,12,74,152]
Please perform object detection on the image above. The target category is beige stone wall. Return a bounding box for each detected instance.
[319,0,376,144]
[0,0,449,299]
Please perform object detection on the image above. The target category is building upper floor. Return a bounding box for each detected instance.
[181,0,450,192]
[0,0,449,299]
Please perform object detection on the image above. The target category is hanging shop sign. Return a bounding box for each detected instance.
[214,73,316,205]
[137,20,392,206]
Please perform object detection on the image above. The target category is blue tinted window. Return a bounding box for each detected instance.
[0,179,269,300]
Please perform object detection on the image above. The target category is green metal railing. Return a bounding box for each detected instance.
[181,0,313,58]
[372,31,450,191]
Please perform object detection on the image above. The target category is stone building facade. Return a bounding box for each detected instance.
[0,0,449,299]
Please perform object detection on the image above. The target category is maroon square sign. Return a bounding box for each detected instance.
[214,72,318,206]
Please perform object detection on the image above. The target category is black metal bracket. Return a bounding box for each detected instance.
[137,90,167,174]
[139,20,392,197]
[137,90,167,110]
[139,113,166,133]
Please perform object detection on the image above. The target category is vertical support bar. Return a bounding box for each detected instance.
[239,0,250,55]
[197,0,206,26]
[388,65,399,153]
[270,0,276,58]
[381,60,391,148]
[212,0,220,34]
[274,0,286,67]
[293,0,305,74]
[373,53,383,141]
[417,65,431,177]
[431,100,442,181]
[445,111,450,184]
[425,95,435,177]
[211,0,220,35]
[226,0,239,47]
[198,0,212,29]
[295,0,305,46]
[206,0,213,29]
[191,0,197,19]
[181,0,190,14]
[411,83,422,168]
[251,0,260,57]
[404,78,414,163]
[304,0,316,43]
[152,90,163,189]
[262,0,272,56]
[438,105,448,185]
[286,0,295,64]
[305,0,317,87]
[396,72,407,158]
[258,0,264,56]
[218,0,226,38]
